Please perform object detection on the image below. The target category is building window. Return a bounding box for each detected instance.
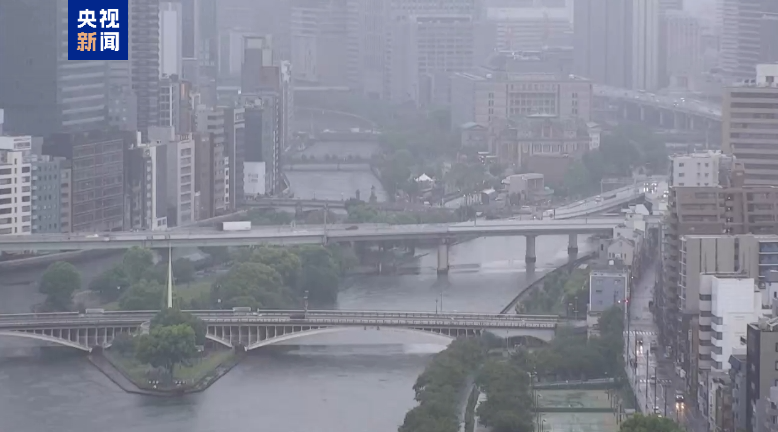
[774,360,778,371]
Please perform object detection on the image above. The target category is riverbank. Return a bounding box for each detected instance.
[90,347,244,396]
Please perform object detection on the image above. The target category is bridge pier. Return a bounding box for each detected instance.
[437,241,449,275]
[568,234,579,254]
[525,235,536,264]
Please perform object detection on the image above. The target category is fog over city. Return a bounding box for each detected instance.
[1,0,778,432]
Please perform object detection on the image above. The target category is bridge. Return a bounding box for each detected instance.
[0,218,621,272]
[553,184,646,219]
[0,310,579,352]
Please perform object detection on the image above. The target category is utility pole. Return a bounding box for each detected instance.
[166,246,173,308]
[303,290,309,316]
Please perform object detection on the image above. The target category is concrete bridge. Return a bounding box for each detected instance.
[0,218,620,272]
[0,310,580,351]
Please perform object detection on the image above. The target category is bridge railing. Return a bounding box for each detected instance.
[202,316,559,328]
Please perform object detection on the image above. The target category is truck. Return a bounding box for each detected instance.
[218,221,251,231]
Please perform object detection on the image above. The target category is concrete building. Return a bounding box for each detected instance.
[631,0,661,91]
[450,64,592,129]
[719,0,777,82]
[588,260,630,313]
[160,2,183,78]
[197,0,219,107]
[222,106,245,208]
[125,137,169,231]
[159,75,195,135]
[746,317,778,432]
[43,131,132,233]
[243,100,269,198]
[729,354,749,432]
[0,136,32,236]
[148,128,196,227]
[0,0,108,137]
[195,108,227,219]
[130,0,161,138]
[289,0,360,88]
[573,0,633,88]
[722,64,778,186]
[662,10,701,91]
[478,6,573,55]
[30,155,69,234]
[670,151,731,187]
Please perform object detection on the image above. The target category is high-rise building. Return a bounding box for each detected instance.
[130,0,161,139]
[159,75,195,134]
[198,0,219,106]
[195,108,227,219]
[662,10,702,90]
[0,0,108,137]
[0,136,32,236]
[722,64,778,186]
[290,0,360,87]
[478,5,573,54]
[573,0,633,88]
[160,2,183,77]
[125,137,169,231]
[746,318,778,432]
[631,0,661,91]
[43,130,132,233]
[223,106,245,208]
[719,0,778,82]
[30,155,70,234]
[146,127,195,227]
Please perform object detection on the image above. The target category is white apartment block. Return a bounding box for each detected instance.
[450,70,592,128]
[631,0,660,91]
[669,151,732,187]
[149,126,194,227]
[0,136,32,236]
[663,10,702,91]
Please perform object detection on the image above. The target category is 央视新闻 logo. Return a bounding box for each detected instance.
[68,0,128,60]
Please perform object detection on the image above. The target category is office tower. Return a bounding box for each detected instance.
[0,136,32,236]
[290,0,360,87]
[145,127,195,227]
[126,137,169,230]
[574,0,633,88]
[198,0,219,106]
[223,106,245,208]
[722,64,778,186]
[43,131,133,233]
[30,155,70,234]
[719,0,778,82]
[195,108,227,219]
[631,0,660,91]
[662,10,702,90]
[243,101,267,198]
[241,37,290,195]
[160,2,183,77]
[385,15,475,107]
[450,65,592,128]
[478,4,573,54]
[159,75,195,134]
[746,318,778,432]
[130,0,161,139]
[0,0,108,137]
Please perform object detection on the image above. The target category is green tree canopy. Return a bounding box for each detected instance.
[295,245,341,303]
[135,324,197,377]
[243,247,302,290]
[213,262,291,309]
[89,264,130,302]
[172,258,195,284]
[151,308,206,345]
[118,279,165,311]
[123,247,155,283]
[39,261,81,311]
[620,414,684,432]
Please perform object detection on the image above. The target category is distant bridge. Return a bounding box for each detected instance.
[0,310,581,351]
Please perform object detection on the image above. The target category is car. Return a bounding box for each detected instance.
[654,407,661,415]
[638,338,644,345]
[675,393,685,403]
[649,375,656,384]
[345,225,359,231]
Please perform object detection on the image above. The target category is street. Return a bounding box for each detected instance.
[625,262,709,432]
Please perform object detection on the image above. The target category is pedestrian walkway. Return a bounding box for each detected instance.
[628,330,657,336]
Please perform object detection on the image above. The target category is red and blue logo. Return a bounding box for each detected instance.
[68,0,128,60]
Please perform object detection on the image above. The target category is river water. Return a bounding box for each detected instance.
[0,151,590,432]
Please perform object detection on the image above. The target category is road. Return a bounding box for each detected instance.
[625,262,708,432]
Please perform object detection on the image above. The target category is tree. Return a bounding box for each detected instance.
[213,262,291,308]
[135,324,197,378]
[295,245,341,303]
[118,279,165,311]
[248,247,302,289]
[200,246,231,265]
[151,308,206,345]
[89,264,130,302]
[112,332,135,356]
[172,258,195,284]
[620,414,684,432]
[39,261,81,311]
[123,247,155,283]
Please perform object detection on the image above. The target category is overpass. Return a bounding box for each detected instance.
[0,310,580,351]
[552,184,647,219]
[594,85,721,132]
[0,218,620,272]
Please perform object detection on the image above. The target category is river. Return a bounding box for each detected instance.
[0,147,590,432]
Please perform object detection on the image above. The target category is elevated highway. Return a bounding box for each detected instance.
[0,310,581,351]
[553,184,646,219]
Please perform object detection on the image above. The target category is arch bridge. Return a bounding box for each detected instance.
[0,310,580,352]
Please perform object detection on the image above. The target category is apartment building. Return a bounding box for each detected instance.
[588,260,630,313]
[722,64,778,187]
[130,0,161,138]
[746,318,778,432]
[450,64,591,129]
[159,75,195,135]
[670,151,729,187]
[30,155,69,234]
[0,136,32,236]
